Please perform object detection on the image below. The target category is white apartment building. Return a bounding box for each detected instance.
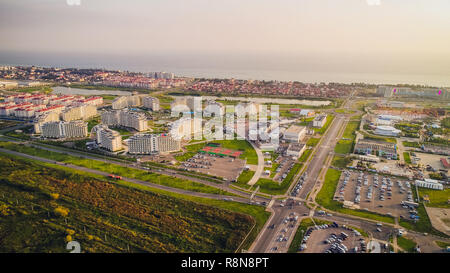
[112,95,141,110]
[93,124,123,152]
[34,112,60,134]
[41,121,88,139]
[62,105,97,121]
[142,96,160,111]
[313,115,327,128]
[128,133,181,154]
[101,110,148,131]
[283,125,307,142]
[169,117,202,140]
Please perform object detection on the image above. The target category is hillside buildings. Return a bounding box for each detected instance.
[101,110,148,131]
[41,120,88,139]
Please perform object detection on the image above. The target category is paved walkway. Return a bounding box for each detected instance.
[248,141,264,186]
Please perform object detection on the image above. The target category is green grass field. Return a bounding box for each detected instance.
[331,155,351,168]
[402,141,421,148]
[334,140,353,154]
[256,163,303,195]
[397,236,417,253]
[298,149,312,163]
[403,152,412,164]
[418,188,450,208]
[235,170,255,189]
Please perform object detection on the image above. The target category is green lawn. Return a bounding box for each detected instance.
[403,141,421,148]
[334,140,353,154]
[298,149,312,163]
[235,170,255,189]
[256,163,303,195]
[403,152,412,164]
[331,155,351,168]
[418,188,450,208]
[397,236,417,253]
[306,137,320,147]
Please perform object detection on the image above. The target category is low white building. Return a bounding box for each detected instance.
[286,143,306,158]
[374,126,401,137]
[415,179,444,190]
[283,125,307,142]
[313,115,327,128]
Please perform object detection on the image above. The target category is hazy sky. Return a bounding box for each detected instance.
[1,0,450,83]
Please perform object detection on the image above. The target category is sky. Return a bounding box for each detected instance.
[1,0,450,84]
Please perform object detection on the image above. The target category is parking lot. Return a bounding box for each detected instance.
[273,156,296,182]
[181,153,245,181]
[301,223,367,253]
[334,171,416,218]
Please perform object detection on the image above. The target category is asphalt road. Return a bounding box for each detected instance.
[298,115,346,200]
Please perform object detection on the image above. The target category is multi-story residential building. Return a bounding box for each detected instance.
[171,96,202,112]
[101,110,148,131]
[41,121,88,139]
[128,134,158,154]
[313,115,327,128]
[33,112,60,134]
[127,133,181,154]
[93,124,123,152]
[35,105,65,117]
[76,96,103,106]
[169,117,202,140]
[61,105,97,121]
[157,133,181,153]
[283,125,306,142]
[142,96,160,111]
[111,95,141,110]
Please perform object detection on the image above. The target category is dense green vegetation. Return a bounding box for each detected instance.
[0,142,228,195]
[316,169,395,224]
[256,163,302,195]
[0,155,257,253]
